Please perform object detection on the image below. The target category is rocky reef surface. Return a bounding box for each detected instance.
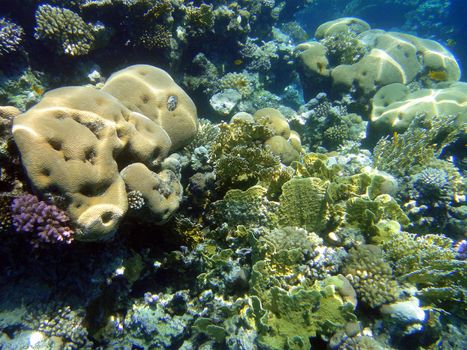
[0,1,466,349]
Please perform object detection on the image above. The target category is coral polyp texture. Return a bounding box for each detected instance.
[12,65,197,240]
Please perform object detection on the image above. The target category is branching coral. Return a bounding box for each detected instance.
[0,18,24,56]
[11,194,74,247]
[372,114,460,176]
[209,119,282,191]
[342,244,399,308]
[34,4,97,55]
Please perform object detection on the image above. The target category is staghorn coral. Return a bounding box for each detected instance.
[209,118,282,191]
[11,194,74,247]
[372,114,461,177]
[34,4,97,56]
[342,244,399,308]
[0,18,24,56]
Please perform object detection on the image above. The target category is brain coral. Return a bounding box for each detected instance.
[13,65,198,241]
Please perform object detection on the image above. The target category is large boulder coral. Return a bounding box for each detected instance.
[101,64,198,151]
[296,18,461,98]
[12,65,197,240]
[370,82,467,135]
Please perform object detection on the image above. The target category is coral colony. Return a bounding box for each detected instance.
[0,1,465,349]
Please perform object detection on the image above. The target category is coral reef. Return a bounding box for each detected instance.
[0,18,23,56]
[342,244,399,308]
[0,4,465,350]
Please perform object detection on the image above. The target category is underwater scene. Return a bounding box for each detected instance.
[0,0,466,349]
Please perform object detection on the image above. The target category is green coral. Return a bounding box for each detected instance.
[207,186,279,230]
[320,29,366,65]
[372,114,461,176]
[210,119,282,191]
[249,283,356,350]
[219,72,255,97]
[249,226,324,290]
[34,4,97,56]
[278,177,329,233]
[345,194,410,238]
[342,245,399,308]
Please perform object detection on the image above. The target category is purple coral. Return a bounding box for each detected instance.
[455,240,467,260]
[11,194,74,247]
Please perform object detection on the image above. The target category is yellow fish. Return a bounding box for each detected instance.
[233,58,243,66]
[32,85,44,95]
[427,70,448,81]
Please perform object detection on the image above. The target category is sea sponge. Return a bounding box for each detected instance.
[12,83,176,240]
[102,64,198,151]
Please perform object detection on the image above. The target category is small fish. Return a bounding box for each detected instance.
[32,85,44,95]
[446,39,456,47]
[233,58,243,65]
[427,70,448,81]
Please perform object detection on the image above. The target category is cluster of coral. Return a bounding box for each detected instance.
[0,2,465,349]
[12,64,197,240]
